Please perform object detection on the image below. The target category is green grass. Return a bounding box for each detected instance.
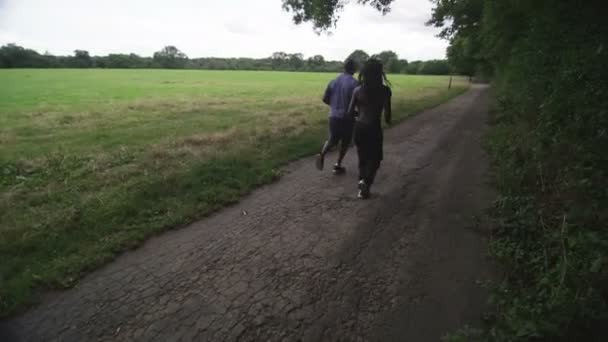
[0,69,469,316]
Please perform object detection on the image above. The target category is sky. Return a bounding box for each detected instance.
[0,0,448,61]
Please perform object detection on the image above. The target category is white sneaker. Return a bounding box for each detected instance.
[357,180,370,199]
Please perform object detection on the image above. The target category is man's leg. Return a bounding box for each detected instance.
[333,119,354,173]
[317,138,338,170]
[331,139,348,175]
[316,119,339,170]
[321,139,336,156]
[336,141,348,166]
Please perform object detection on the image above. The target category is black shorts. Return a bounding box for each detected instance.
[354,122,383,161]
[328,117,355,146]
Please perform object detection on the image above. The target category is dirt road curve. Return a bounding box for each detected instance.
[2,85,494,342]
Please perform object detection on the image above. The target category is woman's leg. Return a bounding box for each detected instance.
[354,123,365,181]
[354,123,371,198]
[358,158,366,181]
[366,159,381,185]
[365,127,383,188]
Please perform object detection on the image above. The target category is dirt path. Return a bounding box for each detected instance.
[2,85,494,342]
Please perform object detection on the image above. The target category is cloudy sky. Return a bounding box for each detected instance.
[0,0,448,61]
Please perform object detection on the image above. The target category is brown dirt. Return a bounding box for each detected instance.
[1,85,495,342]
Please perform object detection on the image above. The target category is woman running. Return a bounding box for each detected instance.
[347,59,392,199]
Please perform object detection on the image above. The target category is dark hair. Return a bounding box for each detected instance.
[344,58,357,74]
[359,58,391,96]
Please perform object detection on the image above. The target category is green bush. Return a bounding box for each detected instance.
[429,0,608,340]
[467,1,608,340]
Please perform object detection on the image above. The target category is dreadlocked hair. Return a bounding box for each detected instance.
[358,58,391,98]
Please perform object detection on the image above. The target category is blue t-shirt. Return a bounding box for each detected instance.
[323,73,358,119]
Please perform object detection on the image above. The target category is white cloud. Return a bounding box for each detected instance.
[0,0,448,61]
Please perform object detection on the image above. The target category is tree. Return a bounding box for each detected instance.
[307,54,325,70]
[427,0,487,77]
[347,49,369,69]
[427,0,484,40]
[271,51,288,60]
[235,58,255,70]
[282,0,395,32]
[107,54,131,68]
[271,51,288,70]
[397,59,409,73]
[324,60,344,73]
[372,50,401,73]
[153,45,188,69]
[94,56,108,68]
[288,53,304,70]
[418,59,450,75]
[0,44,375,73]
[0,44,53,68]
[72,50,93,68]
[372,50,397,65]
[446,34,476,78]
[405,60,423,75]
[386,59,402,74]
[206,58,229,70]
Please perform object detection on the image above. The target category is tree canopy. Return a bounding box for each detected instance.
[153,45,188,69]
[372,50,397,64]
[371,50,404,73]
[346,49,369,68]
[282,0,395,32]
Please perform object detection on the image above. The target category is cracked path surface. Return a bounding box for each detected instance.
[2,85,494,342]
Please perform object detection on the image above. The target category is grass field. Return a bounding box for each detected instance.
[0,69,469,315]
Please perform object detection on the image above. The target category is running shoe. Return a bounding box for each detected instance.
[332,164,346,175]
[358,180,370,199]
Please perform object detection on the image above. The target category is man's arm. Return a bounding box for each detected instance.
[322,81,332,105]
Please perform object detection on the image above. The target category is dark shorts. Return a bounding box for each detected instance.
[328,117,355,146]
[354,122,383,161]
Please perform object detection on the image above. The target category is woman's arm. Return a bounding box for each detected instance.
[347,87,359,118]
[384,88,392,125]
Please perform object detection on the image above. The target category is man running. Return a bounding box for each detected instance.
[315,58,359,174]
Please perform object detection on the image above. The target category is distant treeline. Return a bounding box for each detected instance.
[0,44,451,75]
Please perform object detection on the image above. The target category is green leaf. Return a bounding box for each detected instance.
[590,256,603,273]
